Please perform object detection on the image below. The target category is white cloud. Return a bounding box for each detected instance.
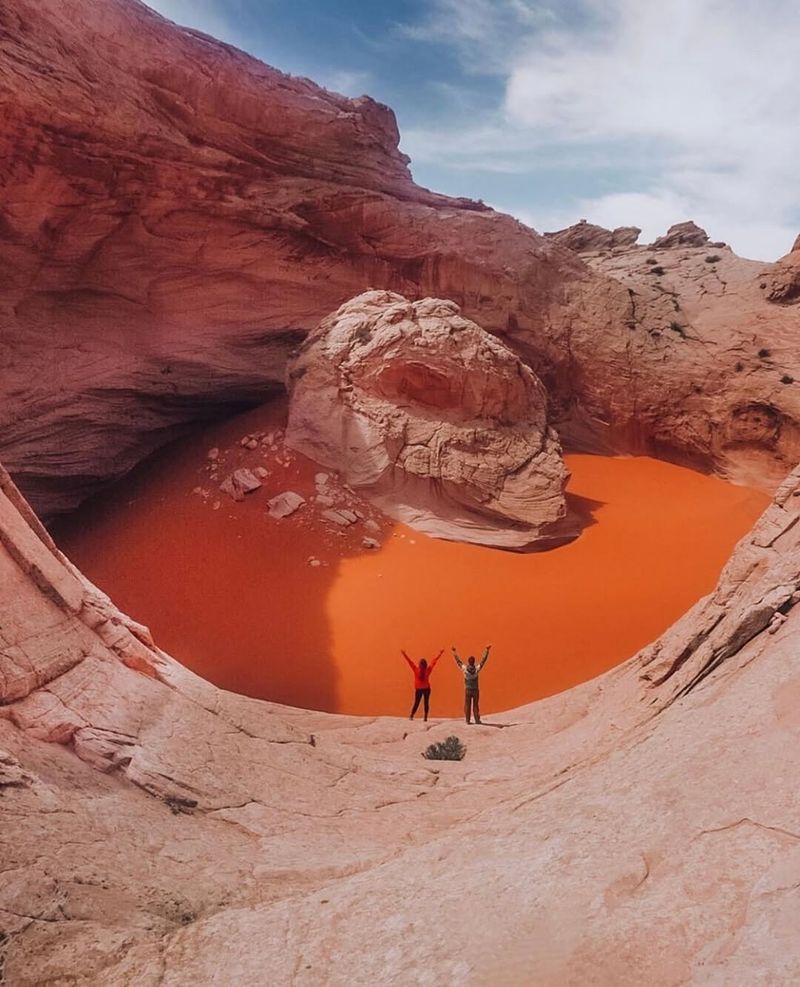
[142,0,246,48]
[321,70,373,98]
[398,0,556,73]
[404,0,800,260]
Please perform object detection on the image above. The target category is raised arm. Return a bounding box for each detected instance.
[401,650,416,672]
[429,649,444,671]
[479,645,492,670]
[451,646,464,669]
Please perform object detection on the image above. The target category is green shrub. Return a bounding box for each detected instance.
[423,736,466,761]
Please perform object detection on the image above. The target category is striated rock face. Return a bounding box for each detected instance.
[651,220,710,248]
[3,460,800,982]
[0,0,599,519]
[285,291,570,548]
[545,219,641,252]
[572,233,800,489]
[3,0,800,520]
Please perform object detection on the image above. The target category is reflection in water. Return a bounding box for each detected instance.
[54,401,770,717]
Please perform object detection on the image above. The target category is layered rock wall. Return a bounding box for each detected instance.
[3,0,800,518]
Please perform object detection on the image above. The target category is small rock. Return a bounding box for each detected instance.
[314,473,330,487]
[268,491,306,519]
[207,447,220,461]
[308,558,322,567]
[354,510,365,519]
[768,612,787,634]
[362,537,381,550]
[212,501,221,511]
[254,466,269,479]
[322,509,356,527]
[220,468,262,501]
[315,494,335,507]
[364,519,381,533]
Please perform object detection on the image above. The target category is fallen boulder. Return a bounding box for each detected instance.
[286,291,572,548]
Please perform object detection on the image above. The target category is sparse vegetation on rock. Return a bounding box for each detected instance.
[423,736,466,761]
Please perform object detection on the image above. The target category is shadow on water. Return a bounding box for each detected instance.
[52,400,353,714]
[565,491,605,532]
[52,400,771,718]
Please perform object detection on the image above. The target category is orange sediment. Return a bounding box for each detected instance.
[54,401,770,717]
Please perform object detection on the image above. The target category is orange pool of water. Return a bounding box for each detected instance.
[53,402,770,718]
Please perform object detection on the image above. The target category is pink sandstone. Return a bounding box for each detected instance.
[1,0,799,521]
[285,291,571,548]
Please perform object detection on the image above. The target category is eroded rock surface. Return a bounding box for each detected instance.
[3,0,800,519]
[3,457,800,983]
[285,291,570,548]
[570,232,800,489]
[652,220,711,248]
[545,219,641,252]
[763,235,800,305]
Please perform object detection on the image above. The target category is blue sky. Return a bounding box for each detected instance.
[144,0,800,260]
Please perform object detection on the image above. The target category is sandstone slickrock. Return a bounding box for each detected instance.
[3,455,800,983]
[566,230,800,488]
[285,291,571,548]
[3,0,800,520]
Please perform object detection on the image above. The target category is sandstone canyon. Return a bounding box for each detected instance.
[3,0,800,984]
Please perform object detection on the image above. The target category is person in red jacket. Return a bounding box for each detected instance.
[401,649,443,721]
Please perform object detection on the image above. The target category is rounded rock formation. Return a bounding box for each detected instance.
[545,220,641,253]
[285,291,571,548]
[651,220,710,248]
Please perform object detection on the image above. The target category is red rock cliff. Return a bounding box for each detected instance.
[1,0,799,517]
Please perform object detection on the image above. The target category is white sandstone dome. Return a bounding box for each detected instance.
[285,290,573,548]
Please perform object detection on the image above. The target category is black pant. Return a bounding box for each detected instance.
[410,688,431,719]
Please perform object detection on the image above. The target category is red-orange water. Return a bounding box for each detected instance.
[54,401,770,717]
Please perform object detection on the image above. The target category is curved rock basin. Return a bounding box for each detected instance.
[53,400,769,717]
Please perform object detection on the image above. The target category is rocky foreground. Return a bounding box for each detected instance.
[1,450,800,983]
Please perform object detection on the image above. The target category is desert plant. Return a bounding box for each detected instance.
[735,361,744,372]
[781,374,795,384]
[423,735,466,761]
[705,255,721,264]
[758,348,771,359]
[669,321,686,337]
[648,265,665,276]
[645,258,658,265]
